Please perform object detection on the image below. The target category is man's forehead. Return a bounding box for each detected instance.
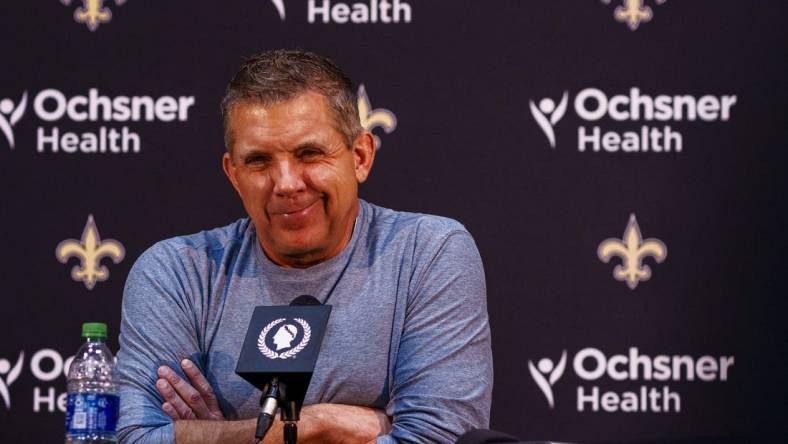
[231,91,333,121]
[229,92,345,154]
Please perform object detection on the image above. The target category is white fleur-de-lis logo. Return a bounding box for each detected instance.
[598,214,667,289]
[55,215,126,290]
[257,318,312,360]
[357,84,397,149]
[528,351,567,408]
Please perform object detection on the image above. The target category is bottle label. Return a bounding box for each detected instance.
[65,392,119,435]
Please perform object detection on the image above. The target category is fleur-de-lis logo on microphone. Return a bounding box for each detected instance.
[598,214,667,290]
[528,351,567,409]
[357,84,397,150]
[258,318,312,360]
[56,215,126,290]
[0,352,24,410]
[529,92,568,148]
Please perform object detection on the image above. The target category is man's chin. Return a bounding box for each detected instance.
[260,233,327,267]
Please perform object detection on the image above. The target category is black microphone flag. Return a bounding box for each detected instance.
[235,300,331,412]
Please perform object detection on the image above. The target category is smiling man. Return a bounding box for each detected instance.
[116,50,492,443]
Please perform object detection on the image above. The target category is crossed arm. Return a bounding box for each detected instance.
[154,358,390,444]
[116,243,391,444]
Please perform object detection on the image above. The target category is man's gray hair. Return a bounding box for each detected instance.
[221,49,363,151]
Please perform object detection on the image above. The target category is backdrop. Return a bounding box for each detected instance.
[0,1,786,442]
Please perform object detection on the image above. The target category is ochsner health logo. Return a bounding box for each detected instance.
[1,88,195,154]
[529,92,568,148]
[269,0,285,20]
[268,0,412,24]
[0,352,24,409]
[0,349,80,413]
[529,347,735,413]
[528,351,567,408]
[530,88,737,153]
[0,92,28,149]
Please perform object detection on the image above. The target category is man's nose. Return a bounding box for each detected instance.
[271,159,306,196]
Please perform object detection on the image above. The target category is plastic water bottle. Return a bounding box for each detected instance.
[65,322,119,443]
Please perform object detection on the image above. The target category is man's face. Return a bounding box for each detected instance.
[223,91,374,267]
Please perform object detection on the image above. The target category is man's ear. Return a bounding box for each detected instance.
[353,131,375,184]
[223,152,241,194]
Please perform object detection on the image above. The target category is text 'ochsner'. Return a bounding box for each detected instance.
[33,89,195,154]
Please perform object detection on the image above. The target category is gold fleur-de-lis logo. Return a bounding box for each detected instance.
[601,0,667,31]
[357,84,397,149]
[61,0,127,32]
[56,215,125,290]
[597,214,667,289]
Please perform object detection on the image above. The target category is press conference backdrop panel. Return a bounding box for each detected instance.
[0,1,785,442]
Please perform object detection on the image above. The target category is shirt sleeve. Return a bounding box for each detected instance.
[379,230,493,444]
[116,242,202,443]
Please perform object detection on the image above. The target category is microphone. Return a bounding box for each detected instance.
[290,295,321,306]
[236,295,332,444]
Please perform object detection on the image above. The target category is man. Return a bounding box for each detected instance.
[117,49,492,443]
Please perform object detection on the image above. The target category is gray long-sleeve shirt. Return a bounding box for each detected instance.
[117,200,492,443]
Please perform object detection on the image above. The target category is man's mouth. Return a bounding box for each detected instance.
[268,198,321,218]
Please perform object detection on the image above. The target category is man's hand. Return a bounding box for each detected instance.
[156,359,225,421]
[303,403,391,443]
[156,360,392,444]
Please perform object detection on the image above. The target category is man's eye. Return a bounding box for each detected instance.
[299,149,322,160]
[245,156,270,165]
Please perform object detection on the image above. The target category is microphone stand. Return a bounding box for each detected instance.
[279,390,300,444]
[254,378,301,444]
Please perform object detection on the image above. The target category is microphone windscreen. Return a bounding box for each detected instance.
[290,295,321,306]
